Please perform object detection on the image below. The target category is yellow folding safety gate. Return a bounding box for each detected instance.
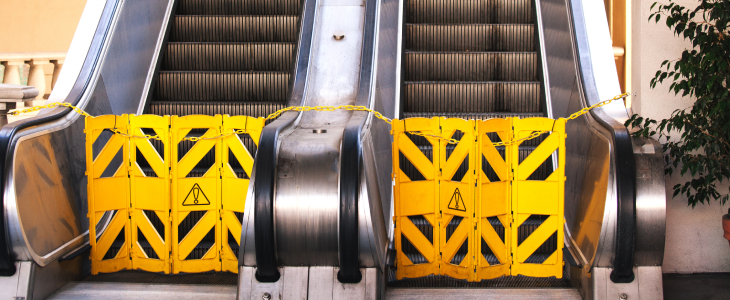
[393,117,566,282]
[86,114,263,275]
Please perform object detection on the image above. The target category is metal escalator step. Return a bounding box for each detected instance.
[407,0,533,24]
[163,42,295,71]
[148,101,285,118]
[177,0,301,16]
[405,52,537,81]
[403,112,543,120]
[406,24,534,52]
[404,81,540,113]
[170,16,299,43]
[154,71,289,101]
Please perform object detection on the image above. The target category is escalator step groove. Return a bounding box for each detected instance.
[148,101,285,118]
[154,71,290,102]
[163,42,296,71]
[406,24,535,52]
[407,0,534,24]
[405,52,538,81]
[177,0,301,16]
[170,16,300,43]
[404,81,540,113]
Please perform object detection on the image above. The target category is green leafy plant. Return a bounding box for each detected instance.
[626,0,730,207]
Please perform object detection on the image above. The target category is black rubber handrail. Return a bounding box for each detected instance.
[250,0,317,282]
[337,0,378,284]
[568,0,637,283]
[0,0,120,276]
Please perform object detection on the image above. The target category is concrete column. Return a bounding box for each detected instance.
[1,61,24,85]
[26,59,50,105]
[51,59,64,90]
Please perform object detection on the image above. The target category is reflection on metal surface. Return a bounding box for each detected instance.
[632,138,666,267]
[4,0,177,271]
[272,0,366,267]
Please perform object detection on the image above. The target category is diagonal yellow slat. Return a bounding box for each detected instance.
[517,216,557,262]
[202,243,217,259]
[224,210,242,245]
[442,137,472,180]
[398,136,434,180]
[482,144,508,182]
[400,217,435,263]
[175,128,192,144]
[178,139,217,177]
[96,211,127,259]
[178,211,216,259]
[442,221,470,263]
[226,136,253,176]
[542,250,558,265]
[131,128,166,177]
[92,134,126,178]
[481,221,508,265]
[517,133,558,180]
[397,168,411,182]
[136,212,166,259]
[114,241,128,259]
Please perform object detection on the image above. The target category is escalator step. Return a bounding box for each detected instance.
[405,52,537,81]
[148,101,285,118]
[154,71,289,101]
[170,16,299,43]
[404,81,540,113]
[163,42,295,71]
[406,24,534,52]
[407,0,534,24]
[177,0,301,16]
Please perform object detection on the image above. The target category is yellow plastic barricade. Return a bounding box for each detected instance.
[87,114,264,275]
[392,117,479,281]
[129,115,171,273]
[220,115,264,272]
[171,115,223,273]
[393,116,566,282]
[86,115,132,274]
[392,117,440,280]
[438,118,477,281]
[510,117,565,278]
[475,118,512,280]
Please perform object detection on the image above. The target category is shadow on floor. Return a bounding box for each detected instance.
[664,273,730,300]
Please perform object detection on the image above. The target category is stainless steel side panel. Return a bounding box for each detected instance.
[4,0,175,266]
[273,0,366,267]
[537,0,666,271]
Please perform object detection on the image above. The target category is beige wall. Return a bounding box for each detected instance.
[0,0,87,53]
[632,0,730,273]
[0,0,87,96]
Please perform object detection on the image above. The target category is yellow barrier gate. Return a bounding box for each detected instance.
[393,117,566,281]
[87,115,132,274]
[86,114,262,275]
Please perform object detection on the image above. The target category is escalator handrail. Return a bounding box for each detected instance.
[338,0,379,284]
[251,0,317,282]
[0,0,120,276]
[569,0,637,283]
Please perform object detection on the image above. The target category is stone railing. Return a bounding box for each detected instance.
[0,52,66,105]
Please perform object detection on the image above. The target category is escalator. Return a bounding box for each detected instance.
[0,0,668,299]
[391,0,567,288]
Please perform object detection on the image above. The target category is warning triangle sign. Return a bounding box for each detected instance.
[447,188,466,212]
[182,183,210,206]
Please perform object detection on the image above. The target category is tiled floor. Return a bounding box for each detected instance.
[664,273,730,300]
